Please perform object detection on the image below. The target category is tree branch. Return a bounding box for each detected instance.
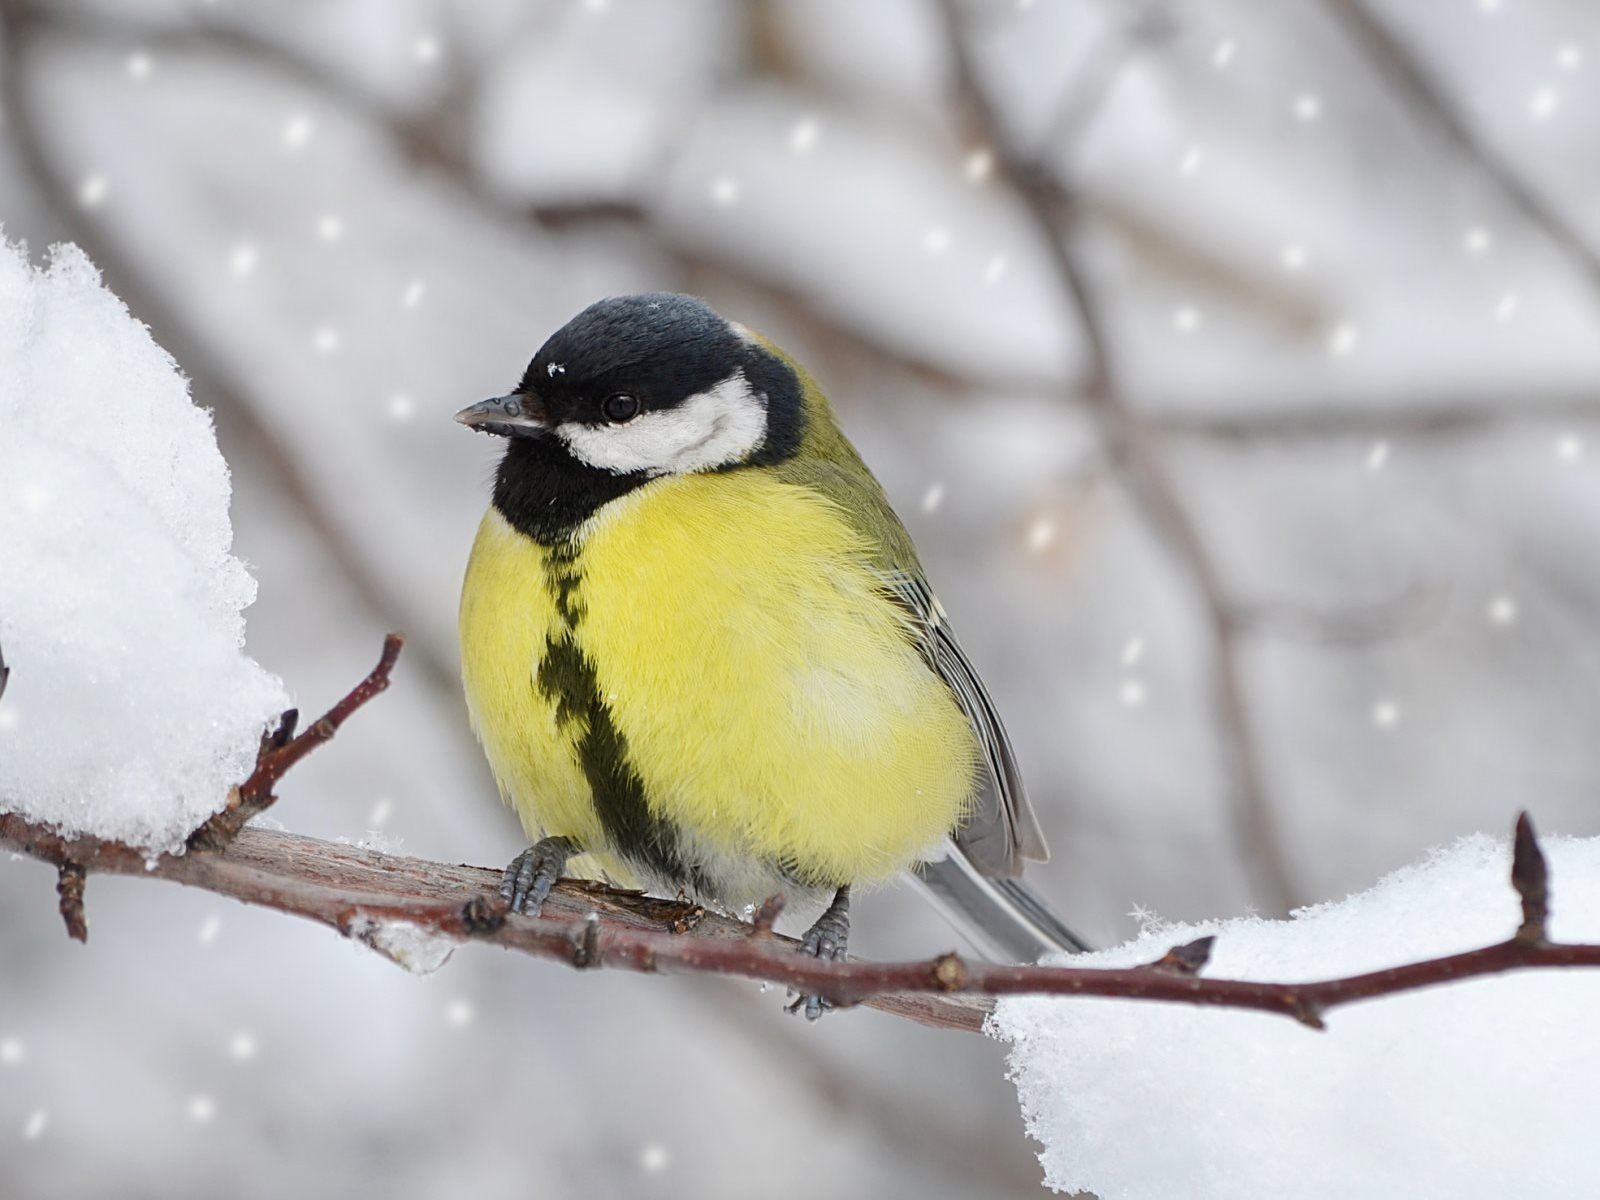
[1321,0,1600,299]
[3,637,1596,1033]
[4,808,1596,1035]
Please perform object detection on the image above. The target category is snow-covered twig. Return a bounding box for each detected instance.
[2,637,1595,1035]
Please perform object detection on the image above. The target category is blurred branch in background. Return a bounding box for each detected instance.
[936,0,1299,913]
[1322,0,1600,297]
[0,0,467,698]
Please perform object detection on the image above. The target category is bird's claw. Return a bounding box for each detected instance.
[498,835,578,916]
[789,886,850,1021]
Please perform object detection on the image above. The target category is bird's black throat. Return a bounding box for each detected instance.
[490,436,652,545]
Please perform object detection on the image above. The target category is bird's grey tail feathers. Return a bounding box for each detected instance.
[911,846,1092,963]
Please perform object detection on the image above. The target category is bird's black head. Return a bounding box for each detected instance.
[457,294,805,543]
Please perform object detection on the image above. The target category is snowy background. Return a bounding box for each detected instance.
[4,0,1600,1196]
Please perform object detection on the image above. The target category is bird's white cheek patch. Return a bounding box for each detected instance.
[558,372,767,476]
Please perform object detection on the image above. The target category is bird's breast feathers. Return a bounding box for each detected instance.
[459,469,979,894]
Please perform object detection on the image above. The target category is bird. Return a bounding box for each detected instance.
[456,293,1087,1017]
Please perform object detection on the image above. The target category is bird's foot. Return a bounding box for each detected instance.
[499,836,579,916]
[788,885,850,1022]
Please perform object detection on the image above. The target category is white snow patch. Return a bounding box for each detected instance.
[0,237,288,854]
[992,833,1600,1198]
[347,916,456,975]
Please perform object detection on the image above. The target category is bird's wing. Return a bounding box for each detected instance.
[881,570,1050,878]
[776,448,1049,878]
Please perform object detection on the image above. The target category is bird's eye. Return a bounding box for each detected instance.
[601,392,641,423]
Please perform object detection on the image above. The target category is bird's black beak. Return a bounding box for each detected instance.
[454,392,549,438]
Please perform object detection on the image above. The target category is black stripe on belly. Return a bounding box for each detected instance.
[534,539,705,892]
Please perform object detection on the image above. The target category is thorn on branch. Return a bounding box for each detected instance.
[1149,935,1215,976]
[1512,811,1548,945]
[572,913,602,968]
[750,894,785,936]
[56,862,87,942]
[1289,997,1326,1031]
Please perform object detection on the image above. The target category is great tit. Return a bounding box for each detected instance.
[456,294,1086,1015]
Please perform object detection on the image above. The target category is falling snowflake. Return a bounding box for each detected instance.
[640,1143,670,1172]
[311,325,341,355]
[228,241,259,279]
[77,174,108,209]
[281,113,313,151]
[921,482,946,513]
[1528,86,1559,121]
[788,116,820,154]
[1327,323,1359,356]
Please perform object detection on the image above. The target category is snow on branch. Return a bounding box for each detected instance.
[2,636,1598,1036]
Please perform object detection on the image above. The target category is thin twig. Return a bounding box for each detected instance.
[1512,811,1548,946]
[1320,0,1600,298]
[934,0,1298,913]
[55,861,86,943]
[1151,390,1600,443]
[188,634,403,852]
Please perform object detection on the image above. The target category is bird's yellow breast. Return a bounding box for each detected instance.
[459,470,979,897]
